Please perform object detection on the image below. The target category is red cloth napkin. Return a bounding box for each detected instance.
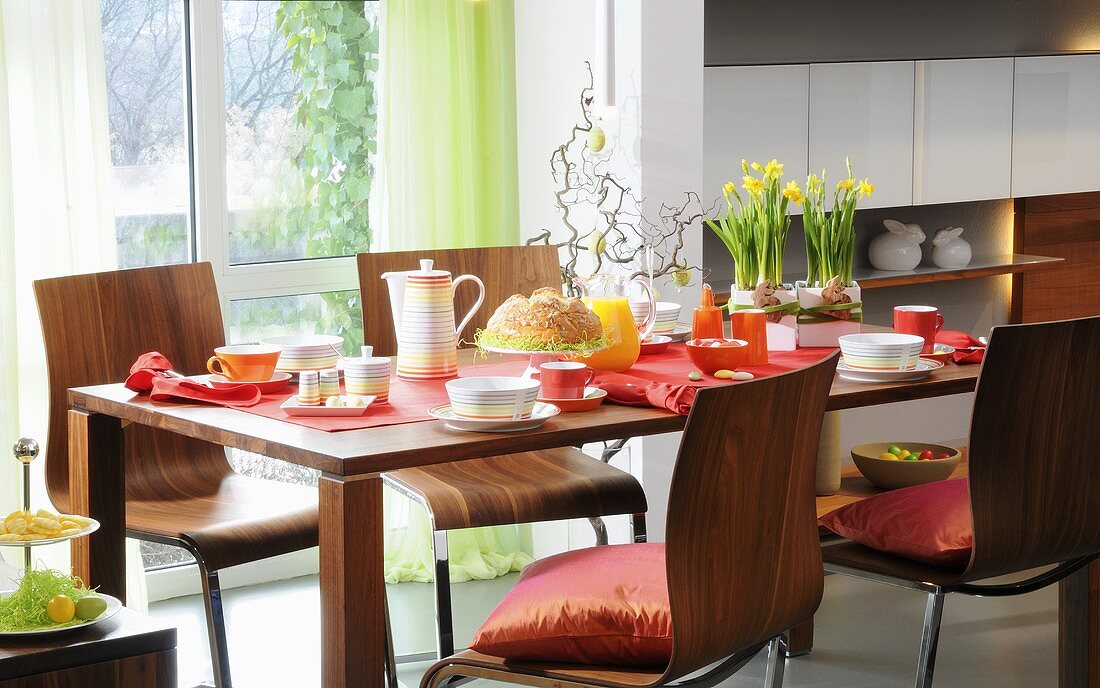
[594,381,698,416]
[125,351,261,407]
[935,330,985,365]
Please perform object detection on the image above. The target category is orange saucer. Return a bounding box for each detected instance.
[207,372,292,394]
[536,386,607,413]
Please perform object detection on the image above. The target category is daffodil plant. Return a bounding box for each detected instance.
[705,159,799,291]
[795,157,874,287]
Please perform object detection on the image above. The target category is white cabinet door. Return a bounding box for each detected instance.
[913,58,1013,205]
[809,61,914,209]
[1012,55,1100,198]
[704,65,809,215]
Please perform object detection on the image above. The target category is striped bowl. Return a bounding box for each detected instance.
[445,377,541,420]
[838,333,924,371]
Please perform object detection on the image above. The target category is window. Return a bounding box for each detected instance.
[101,0,192,268]
[100,0,380,570]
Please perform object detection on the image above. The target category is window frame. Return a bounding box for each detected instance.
[141,0,371,594]
[188,0,362,322]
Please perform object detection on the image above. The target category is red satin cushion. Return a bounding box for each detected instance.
[821,478,973,568]
[469,543,672,666]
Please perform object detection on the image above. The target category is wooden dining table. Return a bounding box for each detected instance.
[63,352,1093,688]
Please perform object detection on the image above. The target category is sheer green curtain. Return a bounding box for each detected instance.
[0,0,146,609]
[378,0,531,582]
[379,0,519,250]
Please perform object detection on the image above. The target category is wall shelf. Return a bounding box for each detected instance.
[714,253,1063,304]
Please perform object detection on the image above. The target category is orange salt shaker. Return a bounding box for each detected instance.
[692,284,724,340]
[730,308,768,366]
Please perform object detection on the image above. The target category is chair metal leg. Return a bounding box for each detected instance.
[433,530,456,659]
[915,592,946,688]
[199,567,233,688]
[763,633,788,688]
[632,513,647,543]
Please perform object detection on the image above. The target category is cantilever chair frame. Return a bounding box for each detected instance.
[34,263,320,688]
[358,246,648,663]
[824,315,1100,688]
[421,353,841,688]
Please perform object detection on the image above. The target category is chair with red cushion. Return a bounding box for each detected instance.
[420,352,840,688]
[358,246,648,663]
[821,315,1100,688]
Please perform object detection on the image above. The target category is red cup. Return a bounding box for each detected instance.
[893,305,944,354]
[539,362,596,400]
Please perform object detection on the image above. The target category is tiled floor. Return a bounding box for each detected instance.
[149,569,1058,688]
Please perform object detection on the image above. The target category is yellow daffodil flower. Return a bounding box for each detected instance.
[743,175,765,195]
[836,177,855,191]
[741,159,751,174]
[858,178,875,198]
[763,159,784,180]
[723,181,736,195]
[782,180,804,204]
[750,161,764,173]
[807,173,823,195]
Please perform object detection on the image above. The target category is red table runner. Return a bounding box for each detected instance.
[235,344,837,432]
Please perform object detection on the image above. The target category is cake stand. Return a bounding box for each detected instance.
[480,344,605,378]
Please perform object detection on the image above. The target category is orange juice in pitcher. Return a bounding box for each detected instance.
[574,275,656,372]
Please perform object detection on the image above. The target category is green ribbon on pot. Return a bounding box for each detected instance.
[796,300,864,325]
[730,300,802,317]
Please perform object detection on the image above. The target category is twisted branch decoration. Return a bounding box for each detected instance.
[526,62,711,296]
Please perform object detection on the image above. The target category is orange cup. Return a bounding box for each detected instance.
[206,345,281,382]
[730,309,768,366]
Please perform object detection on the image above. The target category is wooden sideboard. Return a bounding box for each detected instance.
[0,608,176,688]
[1014,192,1100,323]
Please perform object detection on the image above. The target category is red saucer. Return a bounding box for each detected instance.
[536,387,607,413]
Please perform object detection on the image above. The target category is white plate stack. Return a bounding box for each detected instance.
[629,301,682,335]
[262,334,344,373]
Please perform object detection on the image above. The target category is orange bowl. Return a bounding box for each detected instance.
[685,338,749,375]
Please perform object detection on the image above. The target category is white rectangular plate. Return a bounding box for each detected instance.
[281,396,375,417]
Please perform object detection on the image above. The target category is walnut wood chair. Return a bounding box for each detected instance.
[34,263,318,688]
[419,352,840,688]
[357,246,648,661]
[822,315,1100,688]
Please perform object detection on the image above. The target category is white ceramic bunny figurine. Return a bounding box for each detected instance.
[931,227,972,269]
[869,219,926,271]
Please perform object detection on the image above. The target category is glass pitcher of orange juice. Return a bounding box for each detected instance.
[573,274,656,372]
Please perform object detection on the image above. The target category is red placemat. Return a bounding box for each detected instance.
[236,357,528,431]
[234,345,837,431]
[597,345,837,387]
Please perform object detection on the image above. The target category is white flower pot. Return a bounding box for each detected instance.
[730,284,798,351]
[796,281,862,348]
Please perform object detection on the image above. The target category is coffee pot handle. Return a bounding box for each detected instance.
[452,274,486,338]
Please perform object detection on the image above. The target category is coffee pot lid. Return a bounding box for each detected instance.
[413,259,450,277]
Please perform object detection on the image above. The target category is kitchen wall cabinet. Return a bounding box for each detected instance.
[1012,55,1100,198]
[703,64,808,214]
[809,61,915,209]
[913,58,1014,205]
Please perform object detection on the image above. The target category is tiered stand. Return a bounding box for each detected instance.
[0,438,118,637]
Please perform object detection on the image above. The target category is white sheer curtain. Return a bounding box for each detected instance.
[0,0,145,610]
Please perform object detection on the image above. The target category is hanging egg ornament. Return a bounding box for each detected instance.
[588,229,607,256]
[672,265,692,289]
[587,126,606,153]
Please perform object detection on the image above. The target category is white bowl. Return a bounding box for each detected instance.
[445,377,541,420]
[262,334,343,346]
[838,333,924,348]
[839,333,924,371]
